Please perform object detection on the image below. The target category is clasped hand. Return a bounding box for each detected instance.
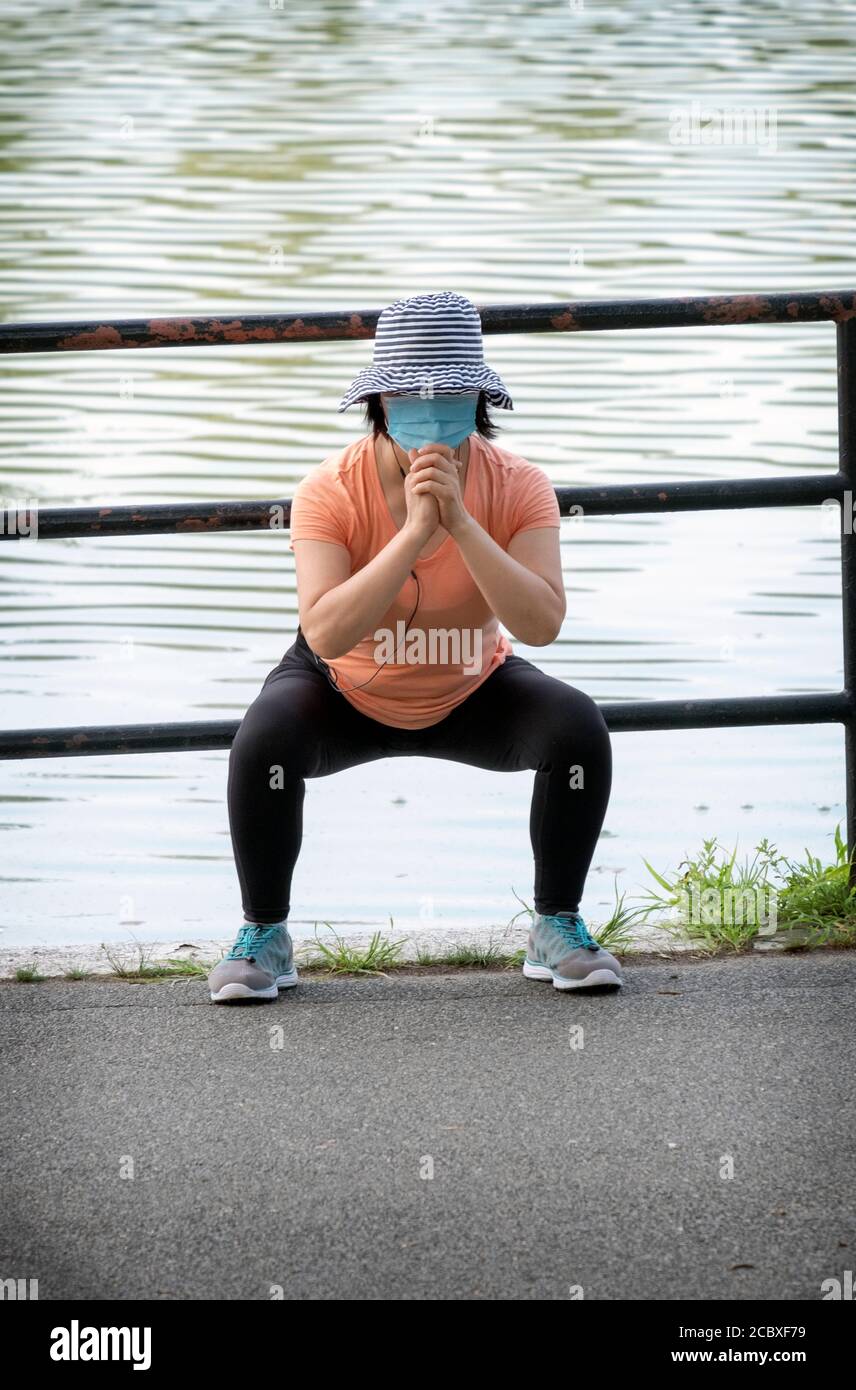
[406,443,470,538]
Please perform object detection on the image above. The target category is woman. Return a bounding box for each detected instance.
[210,291,620,1002]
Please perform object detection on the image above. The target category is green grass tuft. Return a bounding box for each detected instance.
[640,824,856,951]
[303,921,407,976]
[15,962,45,982]
[160,957,213,978]
[440,939,522,969]
[100,940,215,980]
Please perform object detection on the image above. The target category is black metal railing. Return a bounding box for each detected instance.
[2,291,855,876]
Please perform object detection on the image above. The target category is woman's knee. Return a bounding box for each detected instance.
[567,683,609,738]
[229,682,320,775]
[533,683,610,763]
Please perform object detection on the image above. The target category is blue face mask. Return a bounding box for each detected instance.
[384,392,478,451]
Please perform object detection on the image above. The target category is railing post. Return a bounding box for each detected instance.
[837,320,856,884]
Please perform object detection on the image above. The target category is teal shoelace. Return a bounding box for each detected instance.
[227,925,281,961]
[543,912,600,953]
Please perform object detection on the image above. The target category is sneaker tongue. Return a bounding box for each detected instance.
[552,912,599,951]
[228,925,268,960]
[244,926,269,960]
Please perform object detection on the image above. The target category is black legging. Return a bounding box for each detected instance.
[227,629,612,925]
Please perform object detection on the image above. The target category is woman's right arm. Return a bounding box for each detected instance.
[293,475,439,660]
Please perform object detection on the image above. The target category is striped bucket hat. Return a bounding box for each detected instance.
[337,290,513,412]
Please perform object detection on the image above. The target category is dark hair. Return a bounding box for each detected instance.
[362,390,500,441]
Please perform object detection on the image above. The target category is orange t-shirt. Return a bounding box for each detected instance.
[287,432,561,729]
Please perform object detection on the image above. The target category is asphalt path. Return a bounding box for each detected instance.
[1,951,853,1300]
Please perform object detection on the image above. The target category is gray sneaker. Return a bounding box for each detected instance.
[523,911,623,991]
[209,923,298,1003]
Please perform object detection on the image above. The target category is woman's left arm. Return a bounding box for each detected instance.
[410,446,566,646]
[453,517,566,646]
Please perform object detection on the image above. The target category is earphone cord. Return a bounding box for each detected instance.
[313,435,464,696]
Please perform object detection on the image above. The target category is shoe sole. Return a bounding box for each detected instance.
[209,968,299,1003]
[522,960,622,991]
